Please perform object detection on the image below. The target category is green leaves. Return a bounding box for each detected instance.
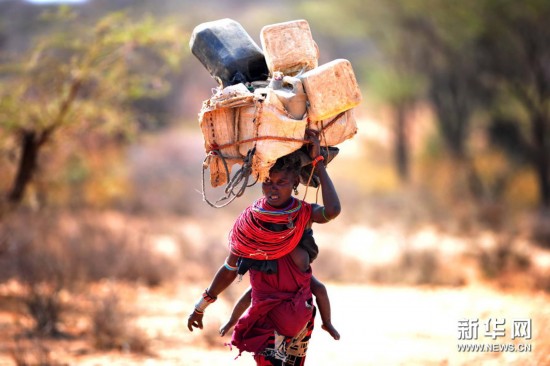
[0,8,186,211]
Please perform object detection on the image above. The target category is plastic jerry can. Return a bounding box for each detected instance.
[269,72,307,120]
[190,18,269,87]
[260,19,319,76]
[300,59,362,121]
[308,109,358,146]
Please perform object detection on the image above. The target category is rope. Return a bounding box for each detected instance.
[318,111,346,133]
[201,149,256,209]
[302,112,338,201]
[206,111,345,153]
[207,135,310,153]
[200,105,346,208]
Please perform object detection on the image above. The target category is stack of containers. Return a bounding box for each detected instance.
[190,19,267,186]
[261,19,362,147]
[190,18,362,188]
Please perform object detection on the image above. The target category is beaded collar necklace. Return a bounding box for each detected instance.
[252,197,301,216]
[252,197,302,228]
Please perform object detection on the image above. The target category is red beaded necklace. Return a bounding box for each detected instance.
[229,197,312,260]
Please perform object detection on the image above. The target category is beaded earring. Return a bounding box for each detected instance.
[293,186,299,195]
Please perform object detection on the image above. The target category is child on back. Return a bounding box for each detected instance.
[188,129,342,364]
[220,276,340,340]
[220,230,340,341]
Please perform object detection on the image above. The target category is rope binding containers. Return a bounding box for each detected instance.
[189,18,362,208]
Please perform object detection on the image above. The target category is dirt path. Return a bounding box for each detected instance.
[2,282,545,365]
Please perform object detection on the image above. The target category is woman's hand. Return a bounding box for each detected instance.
[187,310,204,331]
[305,129,321,159]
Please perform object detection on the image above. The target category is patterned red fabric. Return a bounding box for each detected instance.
[253,307,316,366]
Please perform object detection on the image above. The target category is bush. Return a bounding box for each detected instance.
[23,285,64,337]
[10,337,56,366]
[91,291,150,354]
[530,211,550,249]
[0,209,178,287]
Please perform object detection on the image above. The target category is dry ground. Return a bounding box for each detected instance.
[0,280,548,366]
[1,212,549,365]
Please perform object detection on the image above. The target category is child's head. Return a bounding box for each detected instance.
[262,153,302,207]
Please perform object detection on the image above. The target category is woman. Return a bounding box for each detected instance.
[187,129,341,365]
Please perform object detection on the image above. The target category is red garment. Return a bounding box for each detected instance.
[231,254,313,354]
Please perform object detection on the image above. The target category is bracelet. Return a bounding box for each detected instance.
[312,155,324,167]
[194,288,217,313]
[195,297,210,313]
[321,207,331,222]
[202,288,217,303]
[224,258,238,272]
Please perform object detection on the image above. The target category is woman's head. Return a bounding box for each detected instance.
[262,153,302,207]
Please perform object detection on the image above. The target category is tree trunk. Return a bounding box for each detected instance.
[7,130,43,206]
[395,102,409,182]
[532,114,550,208]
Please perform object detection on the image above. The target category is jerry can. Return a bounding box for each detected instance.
[190,18,269,87]
[260,19,319,76]
[300,59,362,121]
[308,109,358,146]
[270,72,307,120]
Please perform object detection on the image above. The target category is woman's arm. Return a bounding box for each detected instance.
[187,252,239,331]
[305,129,341,223]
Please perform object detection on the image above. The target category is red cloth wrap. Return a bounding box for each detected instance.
[231,255,313,354]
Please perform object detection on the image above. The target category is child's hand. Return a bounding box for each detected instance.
[219,320,236,337]
[321,323,341,340]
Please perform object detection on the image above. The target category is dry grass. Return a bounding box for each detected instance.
[23,285,64,337]
[368,248,466,287]
[529,210,550,249]
[0,193,548,365]
[0,208,181,360]
[91,291,151,354]
[0,209,178,287]
[9,337,56,366]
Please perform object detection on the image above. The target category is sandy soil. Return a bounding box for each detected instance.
[1,281,548,366]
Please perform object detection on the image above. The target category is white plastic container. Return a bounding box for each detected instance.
[271,73,307,120]
[300,59,362,121]
[260,19,319,76]
[308,109,358,146]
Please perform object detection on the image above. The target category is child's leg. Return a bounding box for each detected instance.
[220,287,252,336]
[310,276,340,340]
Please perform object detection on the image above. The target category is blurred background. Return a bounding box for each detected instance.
[0,0,549,365]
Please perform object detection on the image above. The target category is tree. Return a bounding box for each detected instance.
[307,0,493,197]
[0,8,185,216]
[395,1,492,200]
[479,0,550,209]
[301,0,426,183]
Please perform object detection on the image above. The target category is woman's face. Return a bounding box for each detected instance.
[262,170,297,207]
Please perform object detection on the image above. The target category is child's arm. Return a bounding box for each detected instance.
[311,276,340,340]
[219,287,252,336]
